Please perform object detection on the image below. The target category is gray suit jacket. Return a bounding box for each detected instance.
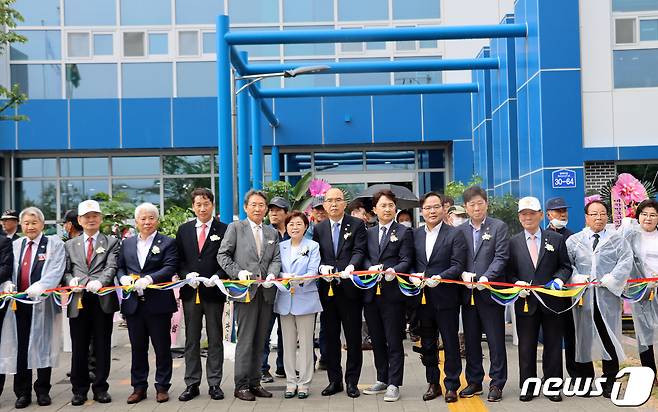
[217,219,281,303]
[64,233,120,318]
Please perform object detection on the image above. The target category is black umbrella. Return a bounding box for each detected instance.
[354,184,420,209]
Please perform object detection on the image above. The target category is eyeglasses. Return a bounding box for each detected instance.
[324,198,344,204]
[640,212,658,219]
[587,212,608,218]
[422,205,443,212]
[247,203,266,209]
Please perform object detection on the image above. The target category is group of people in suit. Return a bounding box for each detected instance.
[0,183,653,407]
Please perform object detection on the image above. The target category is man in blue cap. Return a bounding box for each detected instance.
[545,197,574,239]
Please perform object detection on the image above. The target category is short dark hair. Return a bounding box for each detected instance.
[420,191,444,207]
[584,200,610,215]
[243,189,268,206]
[285,210,309,228]
[462,186,488,203]
[191,187,214,204]
[443,196,455,207]
[372,190,396,207]
[349,200,366,213]
[636,199,658,222]
[64,210,83,232]
[397,210,412,219]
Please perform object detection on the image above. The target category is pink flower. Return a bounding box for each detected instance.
[612,173,647,204]
[308,179,331,197]
[584,194,601,206]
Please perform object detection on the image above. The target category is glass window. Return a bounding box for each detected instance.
[283,0,333,22]
[66,63,117,99]
[229,0,279,24]
[366,151,415,170]
[175,0,224,24]
[65,0,116,25]
[112,179,160,205]
[164,177,212,212]
[61,158,109,176]
[230,27,279,57]
[614,48,658,87]
[93,34,114,55]
[61,180,109,213]
[340,28,363,53]
[396,26,416,51]
[339,59,390,86]
[177,62,216,97]
[613,0,658,12]
[121,0,171,25]
[16,0,60,26]
[420,40,438,49]
[10,64,62,99]
[418,171,445,195]
[338,0,388,21]
[280,153,312,173]
[179,31,199,56]
[394,57,442,85]
[112,156,160,175]
[16,181,57,220]
[164,155,211,175]
[283,60,335,88]
[123,32,145,56]
[367,42,387,50]
[640,19,658,41]
[149,33,168,55]
[122,62,172,97]
[615,18,636,44]
[284,26,335,56]
[16,158,57,178]
[202,32,215,54]
[68,33,90,58]
[418,149,445,169]
[314,152,363,172]
[10,30,61,60]
[393,0,441,20]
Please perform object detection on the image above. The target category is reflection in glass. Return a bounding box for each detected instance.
[16,158,57,178]
[123,32,145,56]
[283,0,333,22]
[16,181,57,220]
[61,158,109,177]
[10,30,61,60]
[418,172,445,195]
[112,156,160,176]
[121,0,171,25]
[68,33,90,57]
[10,64,62,99]
[176,0,224,24]
[314,152,363,172]
[93,34,113,55]
[366,151,414,170]
[418,149,445,169]
[280,153,312,173]
[66,64,118,99]
[16,0,60,26]
[614,49,658,88]
[640,19,658,41]
[338,0,387,21]
[163,155,211,175]
[202,32,215,54]
[177,62,216,97]
[61,180,109,213]
[149,33,168,55]
[164,177,211,212]
[112,179,160,205]
[65,0,116,25]
[394,57,442,85]
[122,63,172,97]
[179,31,199,56]
[393,0,441,20]
[229,0,279,23]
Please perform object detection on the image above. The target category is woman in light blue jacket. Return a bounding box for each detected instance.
[274,211,321,399]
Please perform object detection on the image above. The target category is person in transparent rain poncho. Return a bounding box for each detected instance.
[619,198,658,375]
[566,200,633,398]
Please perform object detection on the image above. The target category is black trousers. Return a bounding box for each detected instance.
[321,296,363,385]
[126,305,173,392]
[69,294,114,395]
[462,302,507,389]
[14,302,51,398]
[364,299,405,387]
[418,304,461,391]
[515,309,564,389]
[640,345,656,374]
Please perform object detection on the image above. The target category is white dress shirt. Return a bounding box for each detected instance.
[83,231,100,251]
[195,218,212,239]
[425,222,442,262]
[378,221,394,243]
[329,216,344,245]
[137,231,157,269]
[247,218,264,245]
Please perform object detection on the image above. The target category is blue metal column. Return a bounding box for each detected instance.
[250,86,263,189]
[271,146,281,182]
[237,51,250,219]
[216,15,233,223]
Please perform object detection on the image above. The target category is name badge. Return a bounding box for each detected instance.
[37,253,47,261]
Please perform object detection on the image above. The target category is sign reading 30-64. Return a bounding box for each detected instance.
[552,169,577,189]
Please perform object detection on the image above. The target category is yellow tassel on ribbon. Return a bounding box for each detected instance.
[376,283,381,296]
[11,299,17,311]
[470,291,474,306]
[290,287,295,295]
[245,289,251,303]
[77,296,83,310]
[328,284,334,297]
[523,299,528,313]
[578,295,584,307]
[421,291,426,305]
[195,289,200,304]
[650,290,655,301]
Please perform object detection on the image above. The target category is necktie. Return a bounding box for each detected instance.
[86,237,94,266]
[592,233,600,251]
[198,223,207,253]
[379,226,388,253]
[19,241,33,292]
[332,222,340,255]
[528,234,538,268]
[253,225,262,257]
[473,229,481,253]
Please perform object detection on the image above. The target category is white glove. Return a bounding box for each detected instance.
[238,270,252,281]
[319,265,334,275]
[25,282,46,300]
[69,277,84,293]
[410,273,423,287]
[1,281,15,294]
[134,276,153,293]
[515,281,530,298]
[119,275,133,286]
[461,272,476,289]
[599,274,615,290]
[425,275,442,288]
[571,274,590,285]
[476,275,488,291]
[368,264,383,273]
[186,272,200,289]
[384,267,396,282]
[340,264,354,279]
[203,274,219,288]
[262,273,276,288]
[85,280,103,293]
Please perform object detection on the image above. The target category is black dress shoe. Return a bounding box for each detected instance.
[15,396,31,409]
[37,393,51,406]
[321,382,344,396]
[346,383,360,398]
[445,390,458,403]
[71,393,87,406]
[487,386,502,402]
[547,394,562,402]
[519,393,534,402]
[234,388,255,401]
[178,385,200,401]
[423,383,442,401]
[93,392,112,403]
[249,385,272,398]
[459,383,483,398]
[208,385,224,400]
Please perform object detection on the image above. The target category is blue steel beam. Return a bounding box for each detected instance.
[216,15,233,223]
[229,46,249,75]
[258,83,478,98]
[250,87,263,190]
[271,146,281,182]
[241,58,499,76]
[225,24,527,45]
[236,52,250,220]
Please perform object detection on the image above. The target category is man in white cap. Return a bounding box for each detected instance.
[63,200,120,406]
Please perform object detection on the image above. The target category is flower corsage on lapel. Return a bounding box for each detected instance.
[95,246,106,254]
[210,234,221,242]
[389,231,398,243]
[299,245,310,257]
[544,243,555,252]
[343,222,352,240]
[481,232,492,241]
[267,239,274,245]
[151,245,160,254]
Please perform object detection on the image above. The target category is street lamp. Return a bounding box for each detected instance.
[234,65,330,95]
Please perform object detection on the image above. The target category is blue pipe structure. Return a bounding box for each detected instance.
[216,15,233,223]
[259,83,479,98]
[250,87,263,190]
[236,52,250,220]
[271,146,281,182]
[242,57,499,76]
[225,24,527,45]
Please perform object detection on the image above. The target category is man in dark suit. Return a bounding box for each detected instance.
[176,188,228,402]
[116,202,178,404]
[411,192,466,403]
[361,190,413,402]
[456,186,509,402]
[0,229,14,399]
[508,196,572,402]
[312,187,367,398]
[64,200,120,406]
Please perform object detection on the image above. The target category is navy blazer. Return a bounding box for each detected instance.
[413,223,466,310]
[363,222,414,304]
[117,232,178,316]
